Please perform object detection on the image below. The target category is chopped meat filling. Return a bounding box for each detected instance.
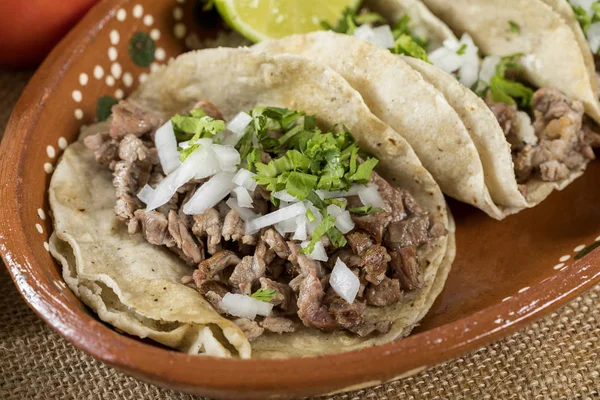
[487,88,599,184]
[85,98,447,339]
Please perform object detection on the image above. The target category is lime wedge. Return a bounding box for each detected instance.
[214,0,360,42]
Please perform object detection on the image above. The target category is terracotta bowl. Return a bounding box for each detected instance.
[1,0,599,398]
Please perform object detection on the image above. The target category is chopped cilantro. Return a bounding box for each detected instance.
[456,43,467,55]
[573,5,592,33]
[324,198,347,209]
[391,34,430,62]
[250,288,277,302]
[327,227,348,249]
[349,205,383,215]
[487,54,534,108]
[508,20,520,33]
[301,215,336,255]
[170,109,225,161]
[306,207,316,222]
[321,6,359,34]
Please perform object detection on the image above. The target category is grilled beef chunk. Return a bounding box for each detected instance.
[365,277,402,306]
[89,99,448,337]
[488,88,598,184]
[260,316,297,333]
[109,101,161,139]
[359,244,391,285]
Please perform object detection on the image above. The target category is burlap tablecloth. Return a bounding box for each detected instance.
[0,69,598,400]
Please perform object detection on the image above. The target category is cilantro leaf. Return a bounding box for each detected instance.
[321,6,359,34]
[285,171,319,200]
[489,75,533,108]
[456,43,467,55]
[573,5,592,33]
[250,288,277,302]
[301,215,336,255]
[171,114,225,141]
[327,227,347,249]
[349,205,383,215]
[508,20,520,33]
[346,157,379,183]
[391,34,430,62]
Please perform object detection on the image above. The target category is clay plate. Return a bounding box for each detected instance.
[1,1,599,398]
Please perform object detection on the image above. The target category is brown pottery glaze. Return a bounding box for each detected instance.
[0,1,599,399]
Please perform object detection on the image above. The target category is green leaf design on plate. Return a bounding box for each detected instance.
[129,31,155,67]
[97,95,118,121]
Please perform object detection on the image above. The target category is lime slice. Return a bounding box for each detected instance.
[214,0,360,42]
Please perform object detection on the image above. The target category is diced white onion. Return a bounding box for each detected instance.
[232,186,253,208]
[222,112,253,146]
[178,140,191,149]
[457,34,479,88]
[192,139,221,179]
[305,202,323,232]
[514,111,538,146]
[429,34,480,87]
[353,24,395,49]
[245,202,306,234]
[219,293,273,320]
[358,183,385,208]
[146,146,210,211]
[136,184,155,204]
[316,185,366,199]
[183,172,235,215]
[293,214,308,241]
[272,190,299,202]
[275,216,297,234]
[155,121,181,174]
[588,21,600,53]
[330,258,360,304]
[429,44,463,74]
[301,240,328,262]
[232,168,257,191]
[479,55,501,85]
[337,212,355,234]
[212,144,241,172]
[225,197,258,221]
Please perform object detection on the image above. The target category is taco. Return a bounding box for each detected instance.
[257,0,600,216]
[49,48,454,358]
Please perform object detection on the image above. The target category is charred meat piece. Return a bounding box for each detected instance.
[359,244,391,285]
[193,250,241,287]
[229,256,265,295]
[350,320,392,337]
[259,277,296,311]
[263,228,290,259]
[390,246,423,291]
[192,100,225,120]
[109,101,161,139]
[327,249,361,269]
[297,269,337,331]
[346,231,373,255]
[325,291,365,330]
[83,132,120,168]
[260,316,297,333]
[234,318,264,340]
[384,215,431,249]
[168,210,204,264]
[134,210,174,247]
[288,241,325,277]
[192,208,222,255]
[365,277,401,307]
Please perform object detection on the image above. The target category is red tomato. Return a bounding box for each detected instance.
[0,0,98,67]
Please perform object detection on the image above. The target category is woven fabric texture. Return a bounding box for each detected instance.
[0,70,599,400]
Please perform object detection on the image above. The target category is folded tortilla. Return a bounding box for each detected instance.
[50,48,455,358]
[255,31,507,219]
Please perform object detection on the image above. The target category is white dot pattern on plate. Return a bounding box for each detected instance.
[559,255,571,262]
[174,23,187,39]
[106,76,115,87]
[58,137,68,149]
[74,109,84,120]
[79,73,88,86]
[150,63,160,72]
[139,73,148,83]
[595,235,600,242]
[44,163,53,174]
[122,72,133,87]
[150,28,161,40]
[108,47,118,61]
[43,242,49,251]
[93,65,104,79]
[46,145,56,158]
[35,224,43,234]
[37,208,46,220]
[553,263,565,270]
[72,90,82,102]
[110,30,120,45]
[518,287,530,293]
[116,8,126,21]
[115,89,124,100]
[173,6,184,20]
[573,244,586,252]
[155,48,166,61]
[502,296,512,302]
[133,4,144,18]
[143,15,154,26]
[111,62,122,79]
